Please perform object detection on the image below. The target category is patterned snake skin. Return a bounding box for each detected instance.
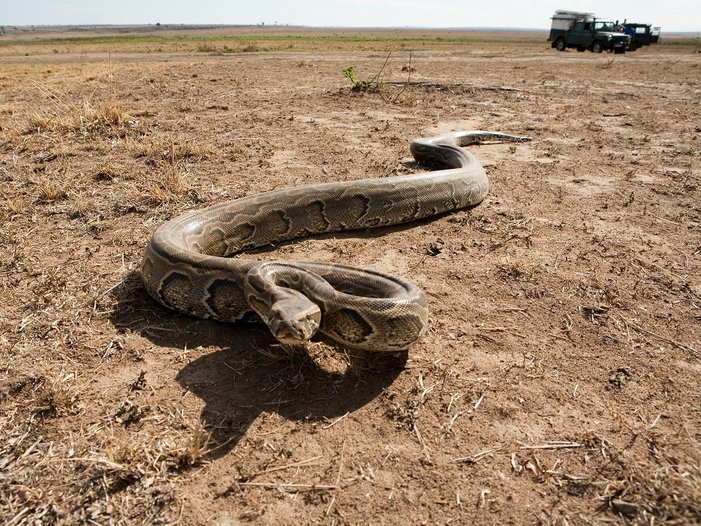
[141,131,531,351]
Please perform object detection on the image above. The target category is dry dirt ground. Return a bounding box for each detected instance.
[1,31,700,525]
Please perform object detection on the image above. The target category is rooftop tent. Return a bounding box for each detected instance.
[550,10,595,31]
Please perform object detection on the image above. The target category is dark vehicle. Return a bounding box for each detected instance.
[549,10,630,54]
[620,22,661,50]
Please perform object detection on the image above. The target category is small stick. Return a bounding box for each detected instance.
[481,85,523,92]
[648,414,662,429]
[496,306,530,314]
[479,326,527,338]
[236,482,337,491]
[477,489,490,508]
[323,411,349,429]
[247,455,323,478]
[393,50,413,101]
[447,392,463,413]
[518,442,584,450]
[92,279,125,311]
[454,446,502,464]
[511,452,523,474]
[370,50,392,86]
[335,440,346,487]
[19,436,43,459]
[622,317,699,357]
[473,393,485,411]
[50,456,127,470]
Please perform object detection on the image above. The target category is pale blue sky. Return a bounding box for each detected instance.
[1,0,699,32]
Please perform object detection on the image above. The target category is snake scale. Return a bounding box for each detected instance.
[141,131,530,351]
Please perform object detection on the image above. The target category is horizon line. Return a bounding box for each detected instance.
[4,23,698,34]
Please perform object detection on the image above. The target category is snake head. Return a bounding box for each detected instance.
[267,296,322,345]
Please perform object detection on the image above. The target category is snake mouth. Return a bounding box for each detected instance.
[267,305,321,344]
[274,334,308,346]
[269,322,315,345]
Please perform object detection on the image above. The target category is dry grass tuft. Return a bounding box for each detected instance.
[129,136,212,163]
[5,197,27,214]
[36,180,70,202]
[22,81,135,138]
[496,259,537,282]
[142,169,188,204]
[91,98,130,126]
[131,137,208,204]
[31,375,80,418]
[165,422,212,470]
[104,419,211,470]
[93,162,119,182]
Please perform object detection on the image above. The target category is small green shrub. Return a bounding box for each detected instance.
[341,65,384,92]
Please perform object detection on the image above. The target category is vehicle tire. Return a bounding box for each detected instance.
[628,42,638,51]
[555,38,566,52]
[592,41,603,53]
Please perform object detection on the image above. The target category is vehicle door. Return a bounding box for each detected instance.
[569,21,588,47]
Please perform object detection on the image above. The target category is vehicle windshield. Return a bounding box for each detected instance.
[594,21,616,31]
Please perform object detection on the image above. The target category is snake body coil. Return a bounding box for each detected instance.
[141,131,530,351]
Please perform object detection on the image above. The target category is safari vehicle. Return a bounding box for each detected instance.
[549,10,630,54]
[620,22,661,51]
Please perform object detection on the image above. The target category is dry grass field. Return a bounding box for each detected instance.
[1,27,700,525]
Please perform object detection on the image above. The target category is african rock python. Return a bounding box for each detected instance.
[141,131,530,351]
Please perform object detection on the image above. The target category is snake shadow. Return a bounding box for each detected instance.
[109,272,407,459]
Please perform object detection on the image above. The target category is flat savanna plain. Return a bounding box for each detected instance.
[0,27,700,525]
